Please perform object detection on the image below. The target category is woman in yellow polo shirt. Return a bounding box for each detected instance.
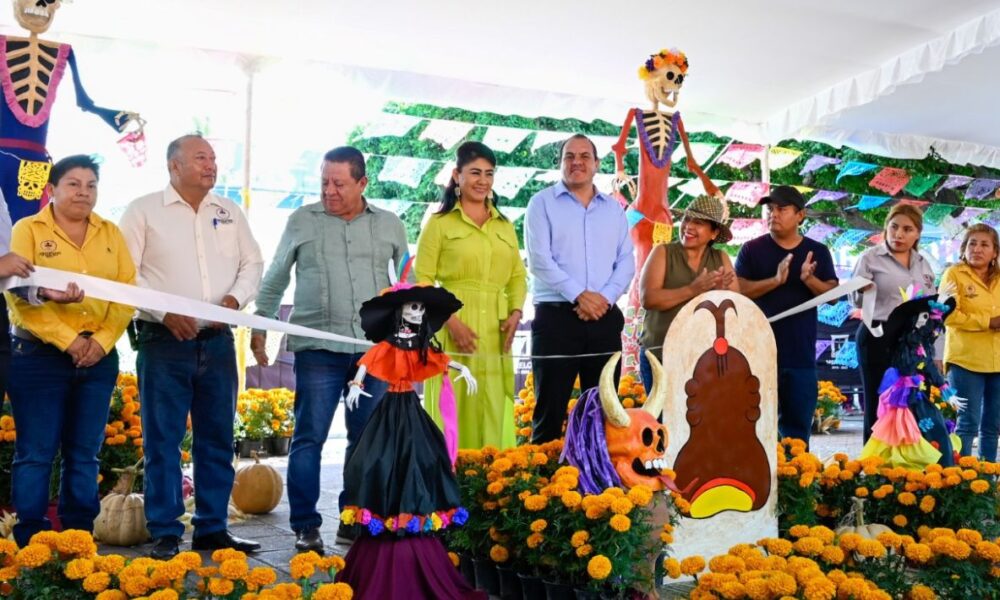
[416,141,527,449]
[4,155,136,546]
[941,223,1000,461]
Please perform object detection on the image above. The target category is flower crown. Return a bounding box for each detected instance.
[638,48,689,80]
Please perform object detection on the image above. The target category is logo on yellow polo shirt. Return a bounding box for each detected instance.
[965,284,978,299]
[39,239,60,258]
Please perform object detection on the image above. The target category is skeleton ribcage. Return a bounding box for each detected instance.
[640,110,675,163]
[5,38,59,116]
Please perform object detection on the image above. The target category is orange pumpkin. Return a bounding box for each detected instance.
[231,451,283,514]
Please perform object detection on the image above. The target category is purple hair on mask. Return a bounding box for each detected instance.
[559,387,622,494]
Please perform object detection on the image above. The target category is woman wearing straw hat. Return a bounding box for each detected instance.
[637,194,738,393]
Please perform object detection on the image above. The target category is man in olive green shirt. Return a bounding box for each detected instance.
[251,147,409,553]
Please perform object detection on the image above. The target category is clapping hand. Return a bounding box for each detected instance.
[773,254,793,285]
[800,251,817,282]
[690,268,723,295]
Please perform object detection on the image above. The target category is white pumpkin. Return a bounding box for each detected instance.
[93,464,149,546]
[835,497,892,539]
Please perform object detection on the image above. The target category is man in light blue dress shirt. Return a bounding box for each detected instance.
[524,135,635,443]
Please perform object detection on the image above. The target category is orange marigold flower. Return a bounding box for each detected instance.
[207,578,234,596]
[610,497,634,515]
[904,543,933,563]
[587,555,612,580]
[609,514,631,533]
[82,571,111,593]
[679,556,706,576]
[970,479,990,494]
[627,485,653,506]
[489,544,509,563]
[856,539,887,559]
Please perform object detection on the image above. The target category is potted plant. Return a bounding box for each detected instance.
[234,392,271,457]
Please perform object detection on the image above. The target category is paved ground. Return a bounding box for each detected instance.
[98,416,865,596]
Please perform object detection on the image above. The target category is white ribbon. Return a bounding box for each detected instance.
[767,276,882,337]
[3,268,883,359]
[2,266,376,348]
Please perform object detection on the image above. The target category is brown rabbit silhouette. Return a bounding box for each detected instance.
[672,299,771,518]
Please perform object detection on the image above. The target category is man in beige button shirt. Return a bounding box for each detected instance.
[119,134,264,559]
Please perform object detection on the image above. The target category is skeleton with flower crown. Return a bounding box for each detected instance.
[612,48,720,373]
[0,0,143,221]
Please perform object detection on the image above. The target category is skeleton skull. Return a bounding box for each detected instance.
[401,301,425,325]
[644,65,685,109]
[12,0,60,34]
[598,352,676,491]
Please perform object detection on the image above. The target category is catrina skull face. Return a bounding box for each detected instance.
[401,301,425,325]
[13,0,60,34]
[644,65,685,109]
[598,352,676,492]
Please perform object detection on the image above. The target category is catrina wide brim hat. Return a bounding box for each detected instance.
[880,295,956,346]
[672,194,732,244]
[359,282,463,343]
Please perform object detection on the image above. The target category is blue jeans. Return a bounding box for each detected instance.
[137,324,237,539]
[777,367,817,446]
[639,349,654,395]
[8,338,118,547]
[948,364,1000,462]
[288,350,387,533]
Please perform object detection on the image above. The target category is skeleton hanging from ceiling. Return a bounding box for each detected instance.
[1,0,143,221]
[611,48,720,373]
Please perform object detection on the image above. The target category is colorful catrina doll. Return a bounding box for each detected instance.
[336,273,485,600]
[860,291,962,469]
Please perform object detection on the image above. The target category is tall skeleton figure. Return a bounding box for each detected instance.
[612,48,719,372]
[1,0,141,221]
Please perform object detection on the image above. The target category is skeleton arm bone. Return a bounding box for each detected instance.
[344,365,372,410]
[449,360,478,395]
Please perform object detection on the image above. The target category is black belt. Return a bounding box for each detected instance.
[535,301,575,307]
[12,326,91,344]
[135,320,229,341]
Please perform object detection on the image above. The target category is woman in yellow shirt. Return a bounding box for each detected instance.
[416,141,527,449]
[941,224,1000,461]
[5,155,136,546]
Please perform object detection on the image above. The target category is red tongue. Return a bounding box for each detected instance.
[658,474,680,493]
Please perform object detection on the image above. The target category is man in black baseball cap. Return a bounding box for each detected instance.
[758,184,806,211]
[735,185,839,446]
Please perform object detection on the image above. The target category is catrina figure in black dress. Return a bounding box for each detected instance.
[335,279,486,600]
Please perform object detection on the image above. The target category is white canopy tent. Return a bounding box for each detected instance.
[3,0,1000,165]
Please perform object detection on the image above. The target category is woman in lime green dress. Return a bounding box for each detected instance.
[416,141,527,449]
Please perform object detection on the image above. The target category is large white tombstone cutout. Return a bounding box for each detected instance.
[661,291,778,559]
